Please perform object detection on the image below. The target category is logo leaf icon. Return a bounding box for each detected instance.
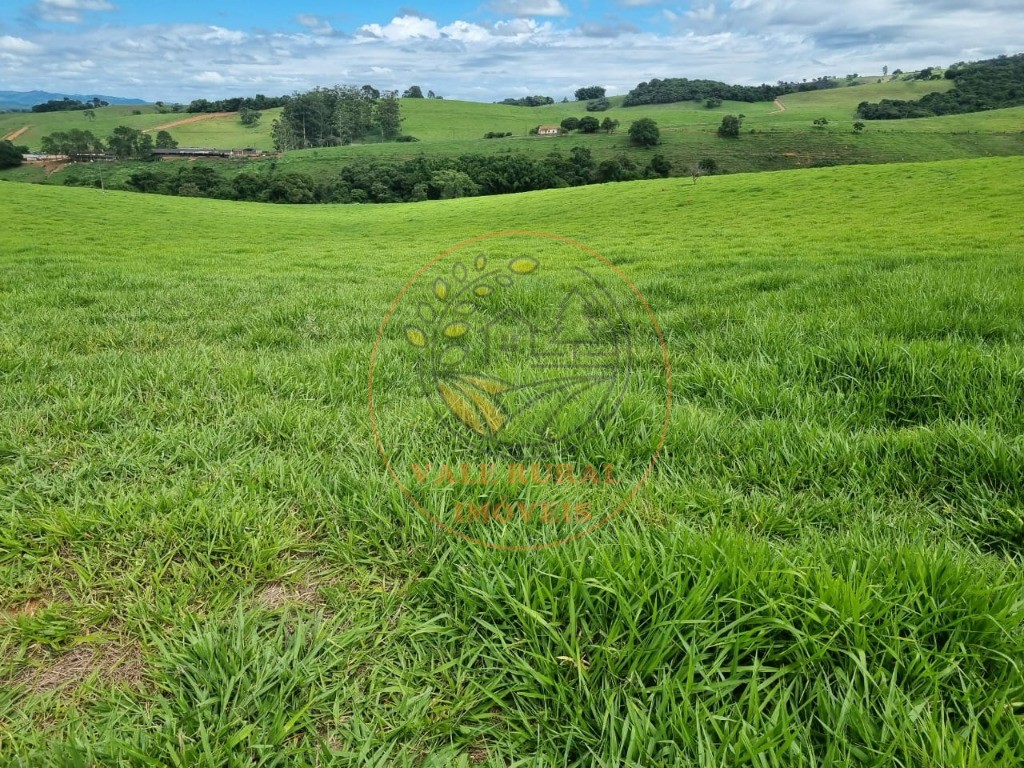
[437,378,507,435]
[406,326,428,348]
[509,257,539,275]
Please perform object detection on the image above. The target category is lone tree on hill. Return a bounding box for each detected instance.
[601,117,620,133]
[574,86,606,101]
[155,130,178,149]
[717,114,742,138]
[239,107,262,127]
[560,117,580,132]
[628,118,660,147]
[403,85,424,98]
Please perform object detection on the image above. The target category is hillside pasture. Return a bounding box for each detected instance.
[1,156,1023,765]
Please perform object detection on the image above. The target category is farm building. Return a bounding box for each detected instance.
[152,147,231,158]
[536,125,560,136]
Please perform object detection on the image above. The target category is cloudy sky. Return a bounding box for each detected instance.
[1,0,1021,102]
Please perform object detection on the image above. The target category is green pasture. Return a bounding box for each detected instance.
[1,155,1023,764]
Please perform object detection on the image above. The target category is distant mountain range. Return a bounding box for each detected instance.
[0,90,148,110]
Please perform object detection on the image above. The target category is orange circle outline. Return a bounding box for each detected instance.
[368,230,673,551]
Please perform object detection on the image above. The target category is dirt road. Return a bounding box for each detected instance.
[3,126,29,141]
[768,98,787,114]
[144,112,234,132]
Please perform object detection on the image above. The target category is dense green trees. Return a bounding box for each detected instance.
[187,94,288,113]
[373,91,403,140]
[578,116,600,133]
[32,97,108,113]
[628,118,660,147]
[499,96,554,107]
[647,154,672,177]
[0,140,24,169]
[857,53,1024,119]
[40,129,105,156]
[585,97,610,112]
[623,76,838,107]
[106,126,153,159]
[574,86,606,101]
[270,86,403,150]
[99,143,692,204]
[403,86,424,98]
[560,117,580,132]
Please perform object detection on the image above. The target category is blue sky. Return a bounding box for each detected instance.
[1,0,1022,102]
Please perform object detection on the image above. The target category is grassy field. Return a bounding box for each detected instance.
[2,155,1023,764]
[0,105,281,152]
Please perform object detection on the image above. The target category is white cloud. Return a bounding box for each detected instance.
[30,0,115,23]
[358,15,442,40]
[192,70,226,84]
[199,26,247,43]
[487,0,570,18]
[0,35,42,54]
[1,7,1022,104]
[358,15,498,44]
[296,14,334,36]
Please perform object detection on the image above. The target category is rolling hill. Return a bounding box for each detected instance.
[1,155,1023,764]
[0,90,147,111]
[4,74,1023,195]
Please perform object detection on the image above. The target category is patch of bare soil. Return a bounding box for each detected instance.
[15,641,144,696]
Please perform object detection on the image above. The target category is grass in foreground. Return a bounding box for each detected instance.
[1,156,1023,765]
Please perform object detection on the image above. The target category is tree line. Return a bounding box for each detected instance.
[857,53,1024,119]
[499,95,555,107]
[622,76,839,106]
[269,86,404,150]
[186,94,290,113]
[39,126,178,159]
[31,96,109,112]
[63,147,679,203]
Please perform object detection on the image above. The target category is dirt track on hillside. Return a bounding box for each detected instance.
[144,112,234,132]
[768,98,787,114]
[3,126,29,141]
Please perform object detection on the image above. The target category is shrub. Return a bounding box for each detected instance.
[717,114,742,138]
[697,157,718,174]
[628,118,660,147]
